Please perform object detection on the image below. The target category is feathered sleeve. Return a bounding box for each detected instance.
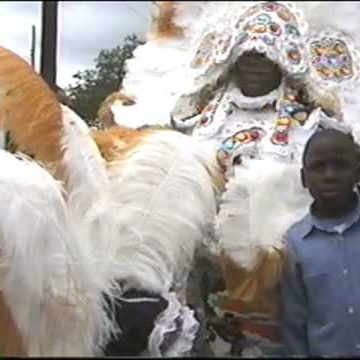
[216,158,311,317]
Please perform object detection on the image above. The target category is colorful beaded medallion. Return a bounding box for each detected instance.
[308,35,357,85]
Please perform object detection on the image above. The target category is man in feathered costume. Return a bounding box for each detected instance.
[1,1,360,358]
[102,1,360,356]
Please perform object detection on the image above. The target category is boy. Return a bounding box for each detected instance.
[281,128,360,357]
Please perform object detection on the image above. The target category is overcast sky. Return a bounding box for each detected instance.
[0,1,153,88]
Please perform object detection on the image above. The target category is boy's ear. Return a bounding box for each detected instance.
[355,163,360,185]
[354,144,360,184]
[300,168,307,188]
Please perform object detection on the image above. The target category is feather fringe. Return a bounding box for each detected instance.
[91,126,148,162]
[298,1,360,48]
[217,158,311,271]
[151,2,184,39]
[304,78,342,119]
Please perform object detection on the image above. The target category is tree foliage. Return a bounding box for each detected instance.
[65,34,143,126]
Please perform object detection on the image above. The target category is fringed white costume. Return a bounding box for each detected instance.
[105,1,360,356]
[0,46,220,356]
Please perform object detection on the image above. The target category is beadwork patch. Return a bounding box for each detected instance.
[216,127,266,171]
[233,2,307,75]
[191,28,234,69]
[192,2,307,74]
[195,90,225,130]
[308,35,357,85]
[271,86,309,146]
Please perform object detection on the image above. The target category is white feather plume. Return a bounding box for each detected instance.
[58,105,123,351]
[60,105,110,221]
[298,1,360,47]
[217,158,311,270]
[101,130,218,294]
[0,105,125,356]
[0,150,108,356]
[112,2,213,129]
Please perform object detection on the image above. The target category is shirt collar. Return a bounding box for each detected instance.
[300,195,360,239]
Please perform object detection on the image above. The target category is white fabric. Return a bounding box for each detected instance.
[193,83,279,140]
[147,292,199,357]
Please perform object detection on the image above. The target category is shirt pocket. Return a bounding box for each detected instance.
[303,271,340,325]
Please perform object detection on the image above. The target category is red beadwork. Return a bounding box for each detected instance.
[200,116,209,125]
[262,2,278,11]
[272,131,289,145]
[250,130,260,140]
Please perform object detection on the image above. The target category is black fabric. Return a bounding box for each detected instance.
[185,246,226,357]
[103,288,168,356]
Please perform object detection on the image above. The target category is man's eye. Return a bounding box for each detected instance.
[309,162,324,172]
[333,159,351,169]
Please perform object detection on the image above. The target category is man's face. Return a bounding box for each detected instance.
[233,52,283,97]
[302,135,360,208]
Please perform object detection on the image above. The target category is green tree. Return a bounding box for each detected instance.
[65,34,144,126]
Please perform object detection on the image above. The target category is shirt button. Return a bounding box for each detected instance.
[343,269,349,275]
[349,307,355,315]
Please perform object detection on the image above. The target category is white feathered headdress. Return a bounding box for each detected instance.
[111,1,360,129]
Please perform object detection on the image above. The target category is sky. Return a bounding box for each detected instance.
[0,1,153,88]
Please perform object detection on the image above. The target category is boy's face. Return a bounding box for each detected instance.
[302,134,360,207]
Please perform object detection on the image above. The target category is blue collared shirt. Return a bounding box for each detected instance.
[281,197,360,357]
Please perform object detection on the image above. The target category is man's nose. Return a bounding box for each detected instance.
[323,165,338,181]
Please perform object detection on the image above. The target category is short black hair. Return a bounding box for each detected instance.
[302,129,359,167]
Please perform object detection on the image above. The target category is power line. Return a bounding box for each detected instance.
[122,3,150,22]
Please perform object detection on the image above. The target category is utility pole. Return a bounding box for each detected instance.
[30,25,36,69]
[40,1,58,88]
